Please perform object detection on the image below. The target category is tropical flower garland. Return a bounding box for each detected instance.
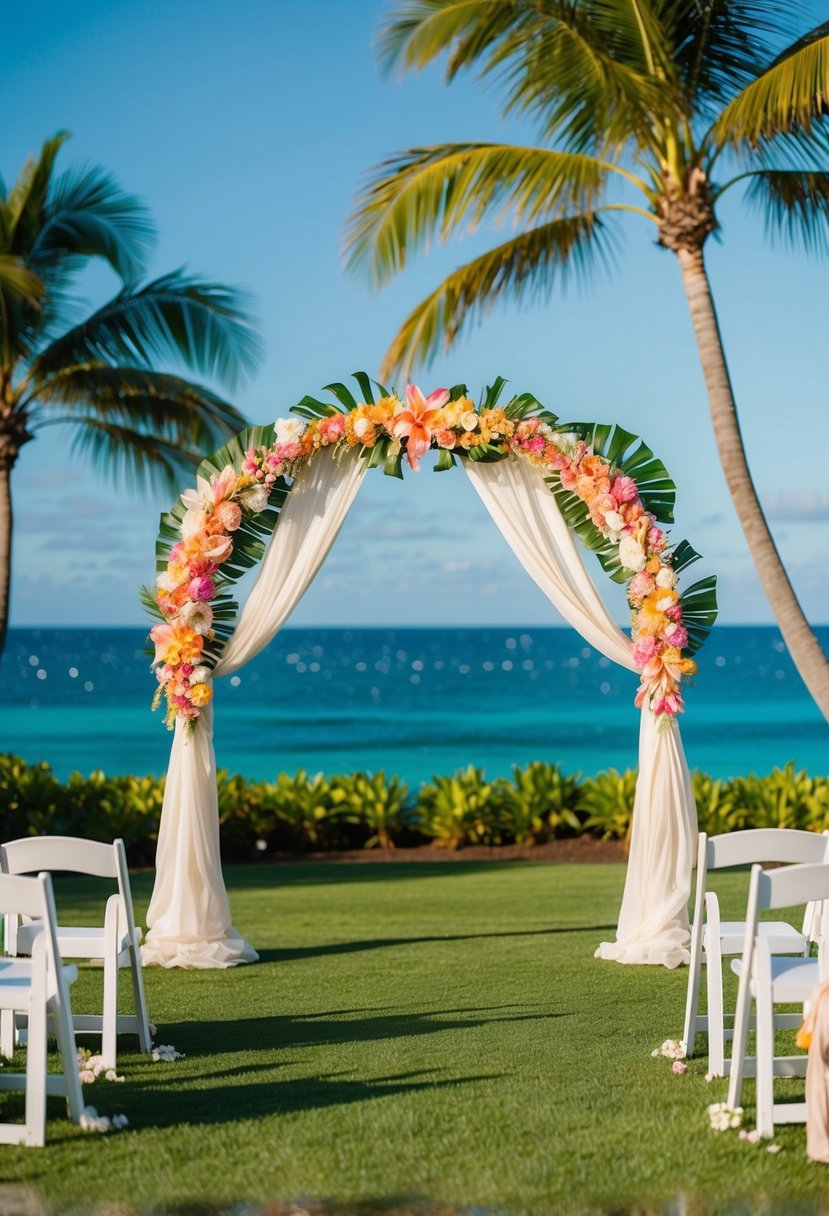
[147,379,715,730]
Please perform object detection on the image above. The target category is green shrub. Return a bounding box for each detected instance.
[577,769,638,841]
[416,766,507,849]
[331,771,415,849]
[500,762,583,844]
[724,763,829,832]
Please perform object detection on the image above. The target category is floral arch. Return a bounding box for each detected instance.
[142,374,717,971]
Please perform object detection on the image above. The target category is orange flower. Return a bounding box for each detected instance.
[392,384,450,470]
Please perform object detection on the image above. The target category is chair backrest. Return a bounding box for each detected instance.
[0,836,117,880]
[706,828,829,871]
[0,871,52,921]
[757,862,829,913]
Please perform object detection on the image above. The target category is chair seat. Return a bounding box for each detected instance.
[17,922,130,960]
[732,955,820,1002]
[707,920,806,956]
[0,958,78,1004]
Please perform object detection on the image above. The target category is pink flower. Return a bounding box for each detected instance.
[210,465,238,505]
[393,384,450,470]
[149,623,176,665]
[612,476,638,504]
[666,604,683,623]
[589,492,618,528]
[434,428,457,449]
[672,1061,688,1075]
[195,532,233,564]
[647,526,667,552]
[665,624,689,649]
[214,501,242,532]
[632,635,658,667]
[319,415,346,444]
[628,572,655,602]
[523,435,546,454]
[559,465,578,491]
[188,576,215,602]
[242,447,259,476]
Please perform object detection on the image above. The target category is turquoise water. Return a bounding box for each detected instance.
[0,626,826,783]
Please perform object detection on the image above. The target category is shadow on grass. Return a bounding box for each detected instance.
[156,1003,564,1054]
[251,924,616,964]
[110,1067,501,1128]
[218,862,568,891]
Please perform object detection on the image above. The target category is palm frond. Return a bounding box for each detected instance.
[5,132,70,254]
[376,0,671,152]
[0,255,43,306]
[29,272,262,389]
[29,363,246,442]
[741,169,829,252]
[65,417,205,493]
[345,142,620,286]
[667,0,800,114]
[380,211,618,378]
[30,164,156,283]
[712,21,829,148]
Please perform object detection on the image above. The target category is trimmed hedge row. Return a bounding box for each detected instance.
[2,754,828,865]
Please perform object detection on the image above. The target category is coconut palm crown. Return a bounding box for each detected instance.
[0,133,261,656]
[346,1,829,719]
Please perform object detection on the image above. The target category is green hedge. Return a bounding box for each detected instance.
[2,754,828,862]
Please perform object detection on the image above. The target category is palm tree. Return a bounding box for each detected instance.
[0,133,261,656]
[345,1,829,720]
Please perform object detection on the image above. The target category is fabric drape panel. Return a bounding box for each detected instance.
[142,449,367,968]
[464,457,696,969]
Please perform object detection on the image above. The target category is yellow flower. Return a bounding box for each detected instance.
[481,408,514,438]
[442,396,474,428]
[679,657,698,676]
[189,682,213,707]
[459,431,481,448]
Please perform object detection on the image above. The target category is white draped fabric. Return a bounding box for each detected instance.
[142,449,367,968]
[464,457,696,969]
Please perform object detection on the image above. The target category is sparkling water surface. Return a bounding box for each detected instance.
[0,626,826,783]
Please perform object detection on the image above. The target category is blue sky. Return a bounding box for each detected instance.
[4,0,829,629]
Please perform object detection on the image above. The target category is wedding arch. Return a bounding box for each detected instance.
[141,374,717,971]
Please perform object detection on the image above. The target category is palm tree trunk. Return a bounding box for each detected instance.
[676,245,829,721]
[0,447,12,659]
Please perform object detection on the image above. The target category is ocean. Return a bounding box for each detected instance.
[0,626,827,785]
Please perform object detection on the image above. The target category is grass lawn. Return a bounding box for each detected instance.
[2,859,828,1215]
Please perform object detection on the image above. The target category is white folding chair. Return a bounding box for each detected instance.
[727,861,829,1138]
[683,828,827,1076]
[1,836,152,1068]
[0,871,84,1145]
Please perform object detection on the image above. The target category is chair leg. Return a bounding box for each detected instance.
[682,941,703,1058]
[24,1000,47,1148]
[754,947,775,1139]
[707,947,726,1077]
[727,959,754,1112]
[50,992,83,1123]
[101,953,118,1068]
[128,932,152,1053]
[0,1009,15,1059]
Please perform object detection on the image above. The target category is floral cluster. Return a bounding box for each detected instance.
[150,382,700,728]
[708,1102,743,1131]
[77,1048,124,1084]
[651,1038,687,1061]
[80,1105,129,1134]
[508,420,698,716]
[151,1043,185,1062]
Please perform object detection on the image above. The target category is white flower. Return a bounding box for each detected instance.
[238,485,269,513]
[650,1049,660,1058]
[104,1068,125,1083]
[151,1043,185,1062]
[156,571,176,592]
[656,566,677,589]
[767,1143,782,1153]
[189,667,211,685]
[111,1114,129,1130]
[80,1105,111,1134]
[708,1102,743,1131]
[181,507,207,538]
[460,411,479,432]
[658,1039,687,1060]
[180,475,213,513]
[604,510,625,533]
[619,535,647,573]
[148,1023,157,1037]
[353,417,372,440]
[179,600,214,636]
[274,416,306,446]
